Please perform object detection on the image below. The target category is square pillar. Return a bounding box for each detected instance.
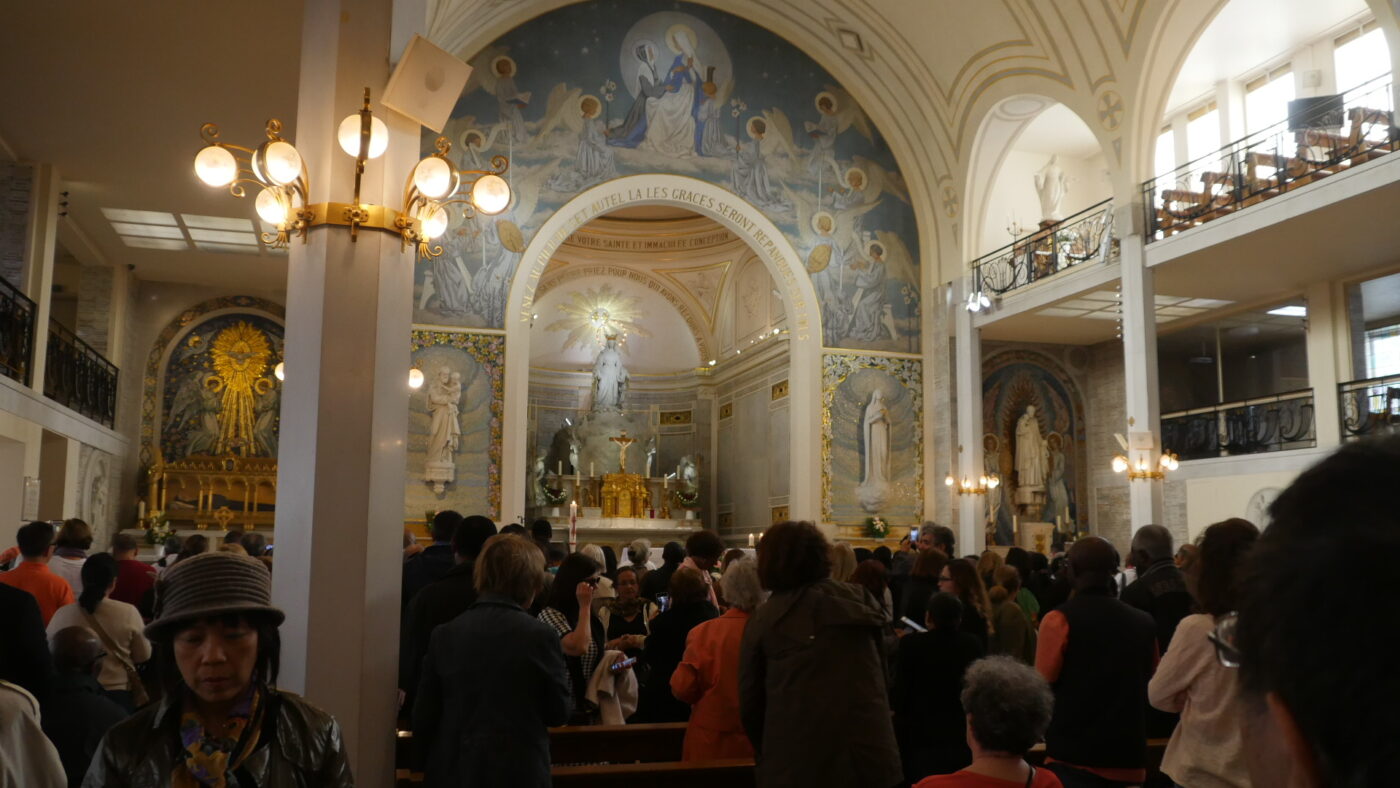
[269,0,421,783]
[1305,280,1343,448]
[23,163,61,392]
[1119,233,1164,529]
[954,280,985,553]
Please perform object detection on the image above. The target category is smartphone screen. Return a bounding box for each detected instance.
[656,594,670,612]
[900,616,927,632]
[610,656,637,672]
[909,527,919,541]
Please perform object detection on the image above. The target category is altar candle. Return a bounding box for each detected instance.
[1013,515,1020,532]
[748,533,755,548]
[557,461,563,476]
[569,501,579,552]
[589,462,594,477]
[663,475,668,490]
[138,500,146,520]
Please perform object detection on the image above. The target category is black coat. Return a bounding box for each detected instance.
[398,561,476,710]
[892,629,983,781]
[41,673,127,787]
[0,582,52,703]
[639,562,680,602]
[413,593,571,788]
[634,600,716,722]
[401,545,455,612]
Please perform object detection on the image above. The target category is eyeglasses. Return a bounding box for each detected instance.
[1208,611,1241,668]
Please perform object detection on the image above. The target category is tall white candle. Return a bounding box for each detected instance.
[589,462,594,477]
[138,500,146,520]
[747,533,755,547]
[557,460,563,476]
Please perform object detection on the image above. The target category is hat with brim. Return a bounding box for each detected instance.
[144,551,285,640]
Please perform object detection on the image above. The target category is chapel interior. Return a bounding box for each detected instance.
[1,0,1398,782]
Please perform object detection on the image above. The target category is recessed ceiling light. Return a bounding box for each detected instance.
[101,208,178,225]
[194,241,260,255]
[110,222,184,239]
[181,214,255,231]
[1179,298,1233,309]
[121,237,189,250]
[187,228,259,245]
[1267,305,1307,317]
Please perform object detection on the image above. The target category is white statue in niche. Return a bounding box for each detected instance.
[424,368,463,494]
[591,335,629,412]
[1015,405,1049,490]
[857,388,892,512]
[1035,154,1070,223]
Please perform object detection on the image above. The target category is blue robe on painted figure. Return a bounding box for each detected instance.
[611,45,666,148]
[637,54,701,157]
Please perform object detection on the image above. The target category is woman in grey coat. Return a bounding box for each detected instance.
[740,521,901,788]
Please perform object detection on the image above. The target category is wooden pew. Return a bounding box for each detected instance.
[552,758,756,787]
[550,722,687,765]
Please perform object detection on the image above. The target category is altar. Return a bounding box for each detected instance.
[541,513,702,545]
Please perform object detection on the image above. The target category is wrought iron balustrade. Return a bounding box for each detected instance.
[1339,374,1400,440]
[969,198,1115,298]
[0,275,36,386]
[44,319,117,427]
[1143,75,1397,242]
[1161,389,1316,460]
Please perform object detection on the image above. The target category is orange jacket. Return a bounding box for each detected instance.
[670,608,755,761]
[0,562,75,625]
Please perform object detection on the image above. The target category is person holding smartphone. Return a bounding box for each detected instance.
[538,553,629,724]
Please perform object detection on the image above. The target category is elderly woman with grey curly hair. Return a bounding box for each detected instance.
[913,655,1061,788]
[670,557,766,761]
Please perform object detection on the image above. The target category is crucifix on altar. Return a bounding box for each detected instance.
[610,431,636,473]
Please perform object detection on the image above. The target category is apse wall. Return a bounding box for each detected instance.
[422,0,922,354]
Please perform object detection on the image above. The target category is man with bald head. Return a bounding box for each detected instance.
[41,627,126,786]
[1035,537,1158,788]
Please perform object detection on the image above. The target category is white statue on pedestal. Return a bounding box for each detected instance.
[857,389,892,512]
[1034,155,1069,223]
[1015,405,1048,490]
[591,335,629,412]
[424,368,463,493]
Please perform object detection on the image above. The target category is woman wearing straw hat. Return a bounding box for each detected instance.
[83,551,352,787]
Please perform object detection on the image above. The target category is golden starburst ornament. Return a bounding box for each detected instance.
[546,283,650,351]
[207,322,273,456]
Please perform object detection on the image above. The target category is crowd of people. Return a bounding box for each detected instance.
[0,435,1395,786]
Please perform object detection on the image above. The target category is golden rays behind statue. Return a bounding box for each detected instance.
[545,282,651,351]
[206,322,275,456]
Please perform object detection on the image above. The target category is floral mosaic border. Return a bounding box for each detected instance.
[821,352,924,524]
[410,330,506,518]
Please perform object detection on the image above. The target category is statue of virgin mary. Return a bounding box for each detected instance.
[857,388,892,512]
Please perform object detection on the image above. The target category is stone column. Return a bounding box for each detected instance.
[1304,280,1343,448]
[270,0,420,782]
[1119,232,1164,529]
[953,280,985,553]
[23,164,61,392]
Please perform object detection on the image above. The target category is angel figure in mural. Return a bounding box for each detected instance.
[591,336,629,412]
[427,252,474,316]
[846,237,890,342]
[1044,433,1071,525]
[609,40,666,147]
[1015,405,1049,490]
[730,117,787,211]
[425,368,463,470]
[252,382,280,457]
[803,87,874,184]
[544,94,617,192]
[787,186,881,344]
[491,55,530,145]
[984,433,1006,540]
[457,127,504,171]
[638,25,702,158]
[857,388,892,512]
[167,374,223,457]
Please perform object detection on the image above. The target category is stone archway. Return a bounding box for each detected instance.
[501,174,823,526]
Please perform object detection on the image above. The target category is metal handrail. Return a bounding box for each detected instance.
[1161,387,1316,420]
[44,318,118,427]
[1338,373,1400,440]
[0,275,37,386]
[1162,388,1316,460]
[1143,74,1396,241]
[968,198,1115,298]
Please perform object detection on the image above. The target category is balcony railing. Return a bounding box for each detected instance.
[1143,75,1397,242]
[1340,374,1400,441]
[1162,388,1316,460]
[969,198,1115,298]
[0,275,36,386]
[45,319,117,427]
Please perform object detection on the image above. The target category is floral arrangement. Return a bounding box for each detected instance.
[673,488,700,509]
[144,509,173,546]
[863,516,889,539]
[542,486,568,506]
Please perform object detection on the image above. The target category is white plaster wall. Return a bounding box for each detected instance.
[1183,470,1301,539]
[715,351,790,535]
[977,150,1114,258]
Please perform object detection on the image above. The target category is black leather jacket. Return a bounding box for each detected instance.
[82,688,353,787]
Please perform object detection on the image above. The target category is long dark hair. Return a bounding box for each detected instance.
[546,553,600,620]
[79,553,119,614]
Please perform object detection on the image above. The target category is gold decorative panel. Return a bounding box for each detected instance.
[719,512,734,531]
[719,402,733,420]
[771,506,790,524]
[660,410,692,425]
[771,380,789,400]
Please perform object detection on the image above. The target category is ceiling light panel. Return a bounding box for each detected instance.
[181,214,256,231]
[1037,308,1090,318]
[187,228,259,245]
[121,237,189,250]
[194,241,261,255]
[110,222,185,239]
[101,208,178,225]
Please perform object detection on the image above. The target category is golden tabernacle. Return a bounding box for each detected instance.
[601,472,649,518]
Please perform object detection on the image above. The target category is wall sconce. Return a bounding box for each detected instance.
[1112,451,1179,481]
[965,289,992,313]
[945,473,1000,495]
[193,88,511,259]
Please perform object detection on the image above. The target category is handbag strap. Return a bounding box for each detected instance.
[78,606,139,677]
[1024,765,1035,788]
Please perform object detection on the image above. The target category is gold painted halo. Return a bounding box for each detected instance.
[864,239,885,260]
[745,116,767,139]
[461,128,486,150]
[844,166,867,189]
[811,210,835,236]
[491,55,517,77]
[579,94,602,119]
[666,24,696,53]
[815,91,839,114]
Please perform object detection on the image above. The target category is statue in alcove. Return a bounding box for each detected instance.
[591,335,629,412]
